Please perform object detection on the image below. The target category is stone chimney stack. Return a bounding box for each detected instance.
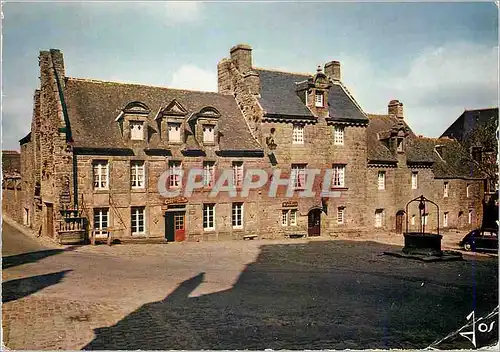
[388,99,404,119]
[324,61,341,81]
[230,44,253,74]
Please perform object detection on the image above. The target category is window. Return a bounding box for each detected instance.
[203,161,215,187]
[130,161,145,189]
[332,164,345,188]
[168,123,181,142]
[443,212,449,227]
[337,207,345,224]
[411,172,418,189]
[291,164,307,189]
[131,207,145,235]
[397,138,404,152]
[315,91,324,107]
[444,182,449,198]
[232,203,243,229]
[411,215,416,226]
[232,161,244,187]
[378,171,386,190]
[93,161,109,190]
[93,208,109,235]
[130,121,144,140]
[292,124,304,144]
[375,209,385,228]
[203,204,215,231]
[468,209,473,224]
[466,184,470,198]
[203,125,215,143]
[334,126,344,145]
[169,161,182,188]
[282,209,297,226]
[421,213,428,226]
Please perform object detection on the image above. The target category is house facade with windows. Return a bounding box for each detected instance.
[17,45,484,244]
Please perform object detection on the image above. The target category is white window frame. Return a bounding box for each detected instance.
[443,212,449,227]
[168,123,181,143]
[397,138,404,152]
[444,182,449,198]
[93,208,109,236]
[334,126,344,145]
[315,91,324,107]
[291,164,307,189]
[411,172,418,189]
[281,210,289,227]
[130,161,145,189]
[337,207,345,224]
[468,209,473,224]
[411,215,416,226]
[421,213,428,226]
[131,207,145,235]
[203,161,215,187]
[93,161,109,190]
[169,161,182,188]
[292,124,304,144]
[282,209,297,227]
[375,209,384,228]
[332,164,345,188]
[203,124,215,144]
[232,161,244,187]
[203,204,215,231]
[466,184,470,198]
[130,121,144,141]
[232,203,243,229]
[378,171,386,190]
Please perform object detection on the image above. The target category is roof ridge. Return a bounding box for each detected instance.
[254,67,312,77]
[464,107,499,112]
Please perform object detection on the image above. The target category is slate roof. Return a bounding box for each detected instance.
[440,108,498,141]
[63,78,262,152]
[327,84,368,122]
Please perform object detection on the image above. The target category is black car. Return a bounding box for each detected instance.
[459,228,498,252]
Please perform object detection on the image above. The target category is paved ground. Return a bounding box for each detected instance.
[2,221,498,350]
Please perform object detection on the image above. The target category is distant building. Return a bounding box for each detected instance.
[2,150,22,222]
[14,45,484,244]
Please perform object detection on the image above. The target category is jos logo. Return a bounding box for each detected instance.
[459,310,496,348]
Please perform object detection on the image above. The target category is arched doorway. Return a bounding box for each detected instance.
[395,210,405,234]
[308,208,321,237]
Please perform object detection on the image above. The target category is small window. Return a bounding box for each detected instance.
[203,204,215,231]
[468,209,473,224]
[94,208,109,235]
[334,126,344,145]
[282,209,297,227]
[130,161,145,189]
[131,207,145,235]
[232,203,243,229]
[203,161,215,187]
[466,184,470,198]
[378,171,386,190]
[292,124,304,144]
[337,207,345,224]
[291,164,307,189]
[397,138,404,152]
[93,161,109,190]
[411,214,416,226]
[375,209,385,228]
[332,164,345,188]
[130,121,144,140]
[169,161,182,188]
[421,213,428,226]
[203,125,215,144]
[411,172,418,189]
[168,123,181,143]
[315,91,324,107]
[444,182,449,198]
[232,161,244,187]
[443,212,449,227]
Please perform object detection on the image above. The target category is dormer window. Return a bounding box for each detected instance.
[396,138,404,152]
[168,123,181,143]
[203,124,215,144]
[315,91,324,107]
[130,121,144,141]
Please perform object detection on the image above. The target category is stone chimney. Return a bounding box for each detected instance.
[230,44,253,74]
[324,61,341,81]
[388,99,404,119]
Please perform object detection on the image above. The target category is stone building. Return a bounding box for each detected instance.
[17,45,484,244]
[2,150,23,223]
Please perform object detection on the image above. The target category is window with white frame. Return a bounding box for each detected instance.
[468,209,473,224]
[203,204,215,231]
[232,161,244,187]
[232,203,243,229]
[168,123,181,142]
[378,171,386,190]
[93,161,109,190]
[443,212,449,227]
[291,164,307,188]
[411,172,418,189]
[131,207,145,235]
[93,208,109,235]
[282,209,297,226]
[337,207,345,224]
[466,184,470,198]
[169,161,182,188]
[444,182,449,198]
[203,125,215,144]
[334,126,344,145]
[411,215,416,226]
[332,164,345,188]
[396,138,404,152]
[130,121,144,140]
[203,161,215,187]
[130,161,145,189]
[421,213,428,226]
[292,124,304,144]
[315,91,324,107]
[375,209,385,228]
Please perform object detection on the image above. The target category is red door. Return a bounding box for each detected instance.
[174,212,186,242]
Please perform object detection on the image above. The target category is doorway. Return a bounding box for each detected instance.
[46,203,54,238]
[308,208,321,237]
[165,211,186,242]
[396,210,405,234]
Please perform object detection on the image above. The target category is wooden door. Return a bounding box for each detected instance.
[174,212,186,242]
[396,211,404,234]
[46,203,54,238]
[165,213,175,242]
[308,209,321,237]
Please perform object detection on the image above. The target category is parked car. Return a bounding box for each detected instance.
[459,228,498,252]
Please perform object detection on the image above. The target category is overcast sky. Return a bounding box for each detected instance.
[1,1,498,150]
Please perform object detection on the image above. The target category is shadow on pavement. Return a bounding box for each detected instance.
[2,270,72,303]
[83,240,498,350]
[2,246,80,269]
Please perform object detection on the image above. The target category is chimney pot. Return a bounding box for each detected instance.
[230,44,253,74]
[388,99,404,119]
[324,61,341,81]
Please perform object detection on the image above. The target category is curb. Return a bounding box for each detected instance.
[2,215,63,249]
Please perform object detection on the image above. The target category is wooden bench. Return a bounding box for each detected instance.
[243,234,258,240]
